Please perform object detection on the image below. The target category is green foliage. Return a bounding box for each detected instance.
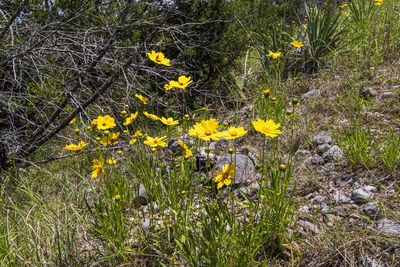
[336,122,376,170]
[259,161,296,251]
[379,128,400,173]
[301,4,346,71]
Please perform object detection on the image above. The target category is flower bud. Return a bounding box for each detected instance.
[115,195,121,201]
[104,130,110,135]
[286,110,293,115]
[279,164,287,171]
[205,147,212,154]
[86,126,92,131]
[117,150,123,155]
[151,148,157,153]
[181,190,187,195]
[184,155,191,160]
[96,137,101,141]
[184,114,190,119]
[121,110,127,116]
[123,130,128,135]
[228,148,235,154]
[124,104,129,109]
[222,122,229,127]
[292,98,299,105]
[74,128,80,134]
[263,89,270,97]
[271,97,277,102]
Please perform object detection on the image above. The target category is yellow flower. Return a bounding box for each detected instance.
[144,136,167,148]
[268,51,282,59]
[220,126,247,140]
[115,195,121,200]
[143,111,159,121]
[147,50,171,66]
[135,94,148,104]
[374,0,383,5]
[291,40,304,48]
[95,115,116,130]
[169,76,193,90]
[338,3,348,8]
[252,119,282,138]
[64,141,87,151]
[132,129,143,138]
[107,158,117,164]
[160,117,179,126]
[69,117,76,124]
[100,132,120,146]
[129,138,137,145]
[91,157,105,180]
[213,163,236,189]
[123,112,138,126]
[91,118,98,128]
[178,138,192,157]
[164,81,174,90]
[188,118,223,141]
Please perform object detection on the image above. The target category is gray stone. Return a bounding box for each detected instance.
[209,138,229,150]
[301,89,321,102]
[362,88,377,99]
[313,134,333,146]
[311,154,325,165]
[168,138,181,154]
[320,203,329,214]
[394,247,400,260]
[333,190,351,203]
[360,256,383,267]
[169,136,193,154]
[295,149,312,161]
[310,203,329,214]
[248,182,260,193]
[236,187,251,200]
[322,145,343,161]
[363,202,380,216]
[197,147,217,165]
[314,195,327,203]
[381,92,394,99]
[378,219,400,235]
[317,144,331,154]
[351,186,376,203]
[141,218,151,229]
[298,205,310,213]
[213,153,255,185]
[133,184,148,206]
[297,220,320,234]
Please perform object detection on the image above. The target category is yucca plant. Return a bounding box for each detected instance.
[301,4,347,72]
[348,0,376,28]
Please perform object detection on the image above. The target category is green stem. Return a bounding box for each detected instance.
[154,66,159,117]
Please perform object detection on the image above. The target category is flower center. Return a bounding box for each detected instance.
[262,127,269,133]
[205,129,212,136]
[102,123,106,126]
[230,130,237,136]
[155,56,162,62]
